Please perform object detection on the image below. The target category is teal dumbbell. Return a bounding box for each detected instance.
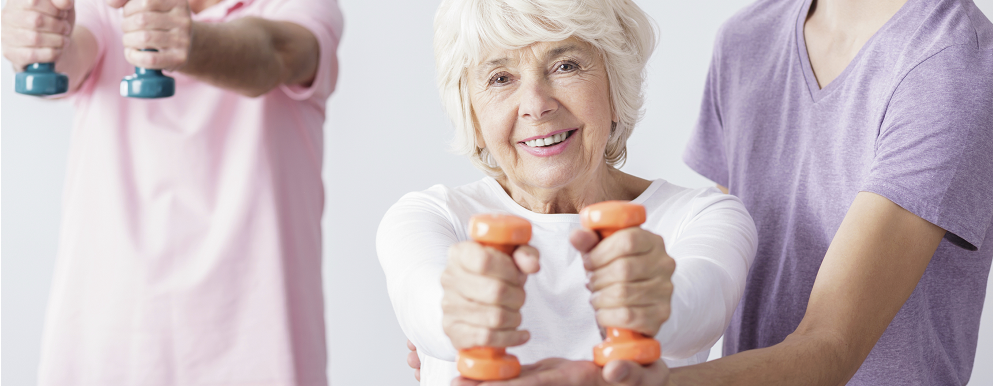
[16,63,68,96]
[120,49,174,98]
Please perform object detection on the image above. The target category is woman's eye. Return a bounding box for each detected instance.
[557,62,578,72]
[489,73,511,85]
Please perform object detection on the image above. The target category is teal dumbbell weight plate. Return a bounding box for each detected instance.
[16,63,68,96]
[120,49,175,98]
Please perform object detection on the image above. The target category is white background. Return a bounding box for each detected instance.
[3,0,993,385]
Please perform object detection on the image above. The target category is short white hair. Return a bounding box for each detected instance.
[434,0,657,175]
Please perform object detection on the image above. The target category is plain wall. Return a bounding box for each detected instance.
[3,0,993,385]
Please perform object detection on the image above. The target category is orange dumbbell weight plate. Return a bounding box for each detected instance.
[457,213,532,380]
[580,201,661,366]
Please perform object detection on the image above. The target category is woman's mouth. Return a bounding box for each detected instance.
[521,129,576,148]
[518,129,577,157]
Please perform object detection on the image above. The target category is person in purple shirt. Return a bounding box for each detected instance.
[449,0,993,385]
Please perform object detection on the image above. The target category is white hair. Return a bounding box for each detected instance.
[434,0,657,176]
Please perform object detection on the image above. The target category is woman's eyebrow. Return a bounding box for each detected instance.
[545,44,581,60]
[475,57,509,79]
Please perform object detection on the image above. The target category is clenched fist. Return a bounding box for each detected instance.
[2,0,75,70]
[441,241,540,350]
[571,227,676,338]
[110,0,192,70]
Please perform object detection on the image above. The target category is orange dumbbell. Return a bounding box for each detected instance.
[458,213,533,381]
[579,201,661,366]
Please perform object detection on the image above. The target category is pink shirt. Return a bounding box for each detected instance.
[36,0,341,384]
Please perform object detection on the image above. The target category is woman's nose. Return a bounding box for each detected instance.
[517,79,557,121]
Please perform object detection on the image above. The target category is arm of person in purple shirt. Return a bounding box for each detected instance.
[110,0,318,97]
[452,191,943,386]
[1,0,100,93]
[666,191,945,385]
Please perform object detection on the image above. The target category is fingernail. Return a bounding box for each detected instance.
[614,364,629,380]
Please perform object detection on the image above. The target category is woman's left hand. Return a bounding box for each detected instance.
[112,0,193,70]
[570,227,675,337]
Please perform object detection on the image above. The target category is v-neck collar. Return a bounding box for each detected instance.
[795,0,913,103]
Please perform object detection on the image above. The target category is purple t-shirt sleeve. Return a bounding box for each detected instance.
[683,37,730,188]
[861,44,993,251]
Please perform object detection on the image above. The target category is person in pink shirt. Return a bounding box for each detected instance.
[1,0,341,383]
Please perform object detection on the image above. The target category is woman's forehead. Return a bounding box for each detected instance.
[473,38,594,68]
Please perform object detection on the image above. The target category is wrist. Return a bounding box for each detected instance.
[176,20,207,74]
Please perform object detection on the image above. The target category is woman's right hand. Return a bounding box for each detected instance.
[1,0,75,70]
[441,241,540,349]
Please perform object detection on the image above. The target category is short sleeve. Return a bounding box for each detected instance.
[683,33,730,187]
[267,0,343,102]
[861,44,993,250]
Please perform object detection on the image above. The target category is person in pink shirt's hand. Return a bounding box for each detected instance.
[2,0,342,384]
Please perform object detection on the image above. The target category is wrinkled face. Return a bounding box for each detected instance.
[468,37,615,191]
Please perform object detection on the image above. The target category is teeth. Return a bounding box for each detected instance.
[525,131,570,148]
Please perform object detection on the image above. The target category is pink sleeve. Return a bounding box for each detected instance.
[268,0,343,102]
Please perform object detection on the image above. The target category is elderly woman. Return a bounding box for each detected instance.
[376,0,757,385]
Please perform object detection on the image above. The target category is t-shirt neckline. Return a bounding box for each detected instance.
[795,0,914,103]
[482,177,665,223]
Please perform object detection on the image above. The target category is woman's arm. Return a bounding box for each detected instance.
[376,192,461,361]
[670,192,944,385]
[114,0,322,97]
[654,190,757,358]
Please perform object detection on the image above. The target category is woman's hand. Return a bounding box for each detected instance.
[570,227,675,337]
[441,241,540,349]
[1,0,74,70]
[112,0,193,70]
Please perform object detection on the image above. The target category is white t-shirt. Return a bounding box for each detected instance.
[377,178,757,386]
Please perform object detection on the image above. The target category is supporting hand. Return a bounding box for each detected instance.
[452,358,674,386]
[407,339,421,382]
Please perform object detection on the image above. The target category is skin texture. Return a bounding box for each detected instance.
[438,39,675,369]
[1,0,319,97]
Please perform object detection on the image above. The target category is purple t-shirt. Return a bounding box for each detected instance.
[683,0,993,384]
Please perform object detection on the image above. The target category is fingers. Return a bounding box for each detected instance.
[442,292,523,329]
[4,9,73,35]
[123,47,187,70]
[10,0,65,17]
[406,339,417,352]
[570,228,600,254]
[48,0,73,11]
[406,341,420,369]
[450,242,528,286]
[2,27,68,49]
[595,305,670,336]
[584,228,662,271]
[587,255,673,293]
[443,321,530,349]
[121,0,176,15]
[512,245,540,275]
[464,359,602,386]
[2,46,63,67]
[590,277,671,309]
[602,360,671,386]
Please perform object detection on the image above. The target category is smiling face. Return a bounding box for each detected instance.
[468,38,616,195]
